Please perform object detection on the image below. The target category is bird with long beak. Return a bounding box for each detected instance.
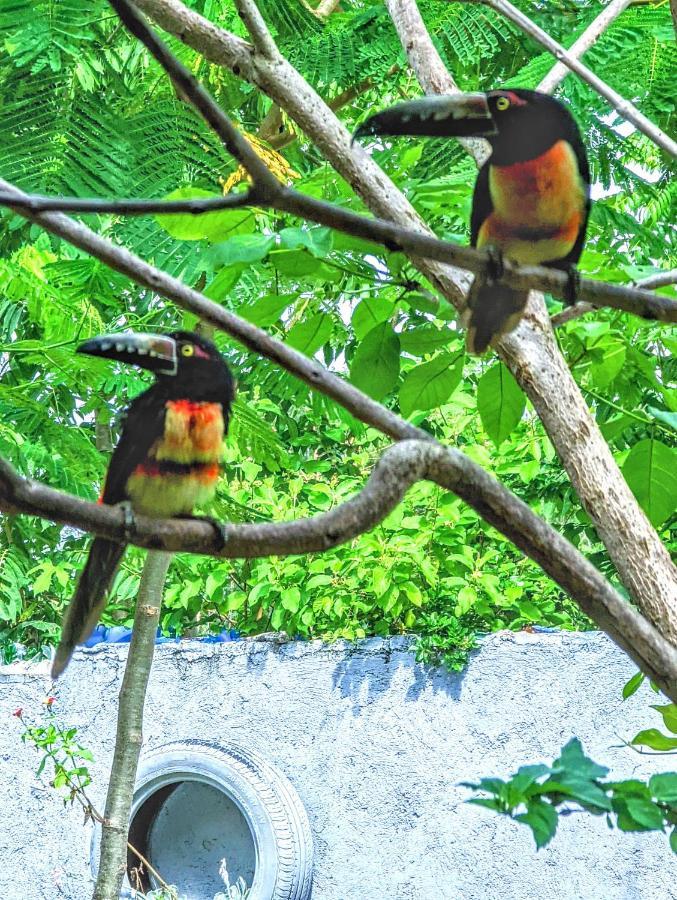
[52,330,235,678]
[354,89,590,353]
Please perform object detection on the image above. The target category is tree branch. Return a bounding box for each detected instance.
[1,445,675,698]
[551,268,677,327]
[93,550,173,900]
[232,0,278,58]
[537,0,632,94]
[1,192,674,324]
[384,0,488,166]
[459,0,677,158]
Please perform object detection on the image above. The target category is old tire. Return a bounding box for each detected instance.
[90,739,313,899]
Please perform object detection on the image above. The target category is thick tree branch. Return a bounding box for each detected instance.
[537,0,632,94]
[1,445,675,698]
[551,268,677,327]
[93,550,172,900]
[384,0,488,166]
[459,0,677,158]
[0,184,672,323]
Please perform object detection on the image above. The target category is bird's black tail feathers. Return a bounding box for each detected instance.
[52,538,125,678]
[465,279,529,355]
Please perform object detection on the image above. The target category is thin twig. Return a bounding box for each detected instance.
[537,0,632,94]
[458,0,677,158]
[551,268,677,327]
[635,268,677,291]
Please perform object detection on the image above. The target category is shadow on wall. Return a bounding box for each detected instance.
[331,636,467,713]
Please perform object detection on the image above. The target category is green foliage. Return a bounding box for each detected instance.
[465,738,677,852]
[0,0,673,676]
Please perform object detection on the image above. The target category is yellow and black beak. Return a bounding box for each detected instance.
[77,332,178,377]
[353,93,497,142]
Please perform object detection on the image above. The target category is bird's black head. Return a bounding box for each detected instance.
[353,88,583,167]
[77,329,236,409]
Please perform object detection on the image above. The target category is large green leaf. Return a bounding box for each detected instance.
[622,439,677,527]
[399,324,457,356]
[399,351,464,417]
[477,363,526,446]
[350,322,400,400]
[286,312,333,357]
[155,188,255,241]
[352,296,393,340]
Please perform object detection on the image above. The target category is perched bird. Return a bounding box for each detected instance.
[52,330,235,678]
[354,89,590,353]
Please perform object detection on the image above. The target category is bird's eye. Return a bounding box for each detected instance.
[180,344,195,357]
[496,96,510,111]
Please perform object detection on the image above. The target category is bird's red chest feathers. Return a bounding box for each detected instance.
[479,139,586,264]
[126,400,225,517]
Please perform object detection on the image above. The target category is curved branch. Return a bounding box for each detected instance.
[1,445,676,698]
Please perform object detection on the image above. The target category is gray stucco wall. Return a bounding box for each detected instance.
[1,632,675,900]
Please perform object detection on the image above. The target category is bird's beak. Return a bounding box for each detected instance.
[77,332,178,376]
[352,93,496,142]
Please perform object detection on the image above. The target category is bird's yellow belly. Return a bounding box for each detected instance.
[481,139,585,264]
[126,465,220,517]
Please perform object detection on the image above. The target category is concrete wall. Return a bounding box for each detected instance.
[1,632,674,900]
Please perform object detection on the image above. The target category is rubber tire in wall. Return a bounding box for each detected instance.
[90,739,313,900]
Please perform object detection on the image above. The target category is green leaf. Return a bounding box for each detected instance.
[240,294,296,327]
[477,363,526,446]
[270,248,321,276]
[622,671,645,700]
[670,827,677,854]
[352,296,394,340]
[286,312,333,357]
[647,406,677,432]
[624,797,665,830]
[622,439,677,527]
[206,234,274,267]
[280,587,301,613]
[155,188,254,241]
[399,324,456,355]
[204,267,243,302]
[279,226,333,257]
[588,337,626,388]
[650,703,677,734]
[515,798,558,849]
[399,351,464,417]
[649,773,677,803]
[350,322,400,400]
[553,738,609,781]
[631,729,677,752]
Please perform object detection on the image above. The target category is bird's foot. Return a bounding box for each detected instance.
[119,502,137,543]
[179,514,228,551]
[485,244,505,284]
[564,265,581,307]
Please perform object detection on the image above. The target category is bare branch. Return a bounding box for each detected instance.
[460,0,677,158]
[1,445,675,698]
[384,0,488,165]
[232,0,278,58]
[635,268,677,291]
[1,182,673,323]
[537,0,632,94]
[551,301,596,328]
[551,268,677,327]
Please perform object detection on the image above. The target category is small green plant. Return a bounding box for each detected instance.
[464,738,677,852]
[15,695,94,803]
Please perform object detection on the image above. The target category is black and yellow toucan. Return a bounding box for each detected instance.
[354,89,590,353]
[52,331,235,678]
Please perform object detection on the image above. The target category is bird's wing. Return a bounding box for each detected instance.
[470,160,492,248]
[101,385,168,504]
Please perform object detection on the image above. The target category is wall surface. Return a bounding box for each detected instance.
[1,632,675,900]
